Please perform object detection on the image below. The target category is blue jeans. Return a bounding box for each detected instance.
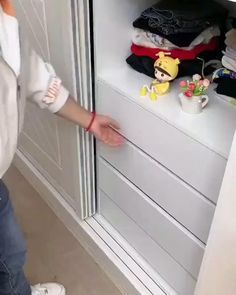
[0,180,31,295]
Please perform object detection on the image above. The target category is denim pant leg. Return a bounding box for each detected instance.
[0,181,31,295]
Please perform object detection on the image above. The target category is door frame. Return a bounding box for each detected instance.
[195,131,236,295]
[70,0,96,217]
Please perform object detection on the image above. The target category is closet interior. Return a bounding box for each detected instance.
[93,0,236,294]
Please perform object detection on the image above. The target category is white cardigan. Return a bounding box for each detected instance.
[0,6,69,178]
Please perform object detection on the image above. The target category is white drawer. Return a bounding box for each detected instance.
[98,158,205,279]
[97,81,227,203]
[99,190,196,295]
[99,141,215,243]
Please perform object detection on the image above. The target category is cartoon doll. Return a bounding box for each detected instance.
[141,52,180,101]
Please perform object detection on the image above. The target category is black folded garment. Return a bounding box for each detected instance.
[215,78,236,99]
[233,18,236,29]
[126,54,220,79]
[126,54,155,78]
[133,0,227,47]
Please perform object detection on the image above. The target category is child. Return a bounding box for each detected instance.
[0,1,123,294]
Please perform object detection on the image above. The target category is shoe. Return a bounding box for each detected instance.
[150,91,158,101]
[140,85,148,97]
[31,283,66,295]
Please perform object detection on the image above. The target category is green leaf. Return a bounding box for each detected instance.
[194,90,202,96]
[181,86,188,92]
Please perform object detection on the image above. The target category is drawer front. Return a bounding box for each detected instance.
[98,158,205,279]
[99,141,215,243]
[97,81,226,203]
[99,190,196,295]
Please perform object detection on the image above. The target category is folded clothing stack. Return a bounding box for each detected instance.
[214,25,236,100]
[126,0,227,79]
[222,29,236,72]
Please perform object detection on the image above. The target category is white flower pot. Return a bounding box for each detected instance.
[179,93,209,114]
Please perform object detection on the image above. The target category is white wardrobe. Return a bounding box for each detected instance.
[94,0,236,294]
[14,0,236,295]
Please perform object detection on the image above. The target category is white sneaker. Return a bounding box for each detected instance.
[31,283,66,295]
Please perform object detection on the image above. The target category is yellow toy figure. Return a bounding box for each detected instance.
[140,52,180,101]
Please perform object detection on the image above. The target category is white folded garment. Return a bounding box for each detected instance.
[222,55,236,72]
[132,26,220,50]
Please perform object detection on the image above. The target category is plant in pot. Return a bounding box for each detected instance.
[179,74,210,114]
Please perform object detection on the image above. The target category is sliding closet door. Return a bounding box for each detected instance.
[195,132,236,295]
[13,0,95,218]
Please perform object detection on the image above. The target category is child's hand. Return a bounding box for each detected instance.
[90,115,124,147]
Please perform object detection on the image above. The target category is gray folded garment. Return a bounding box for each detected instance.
[225,29,236,50]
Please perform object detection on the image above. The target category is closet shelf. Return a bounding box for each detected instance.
[98,66,236,159]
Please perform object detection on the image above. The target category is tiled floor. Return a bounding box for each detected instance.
[3,166,121,295]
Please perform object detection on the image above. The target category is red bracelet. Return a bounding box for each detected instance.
[86,111,96,132]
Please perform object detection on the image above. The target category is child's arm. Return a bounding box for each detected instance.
[21,36,123,147]
[57,96,123,147]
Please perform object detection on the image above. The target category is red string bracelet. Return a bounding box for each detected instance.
[86,111,96,132]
